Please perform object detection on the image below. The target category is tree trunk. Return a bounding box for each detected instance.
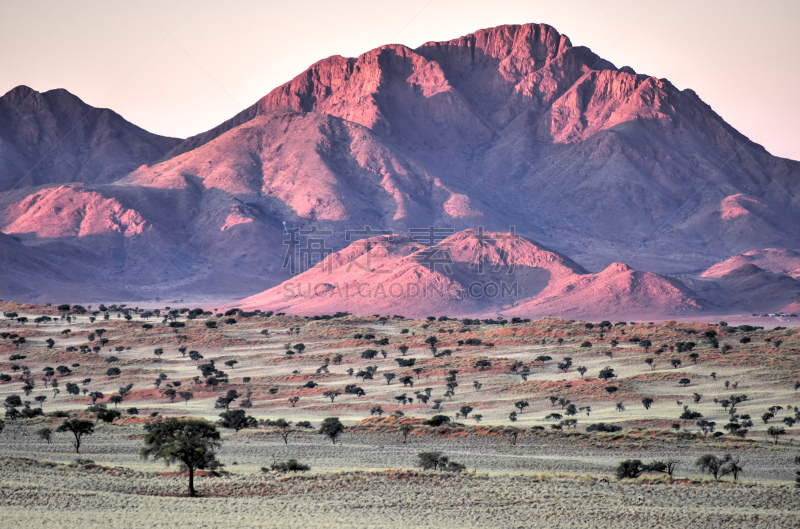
[188,467,196,497]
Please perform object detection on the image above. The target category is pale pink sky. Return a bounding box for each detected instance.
[1,0,798,160]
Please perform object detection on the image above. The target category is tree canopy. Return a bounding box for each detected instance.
[56,419,94,453]
[140,419,222,497]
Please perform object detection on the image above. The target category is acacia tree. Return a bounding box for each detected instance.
[56,419,94,453]
[323,390,341,403]
[502,427,521,446]
[598,367,616,380]
[696,454,743,481]
[400,424,414,444]
[118,383,133,399]
[319,417,344,445]
[218,409,257,432]
[616,459,643,479]
[767,426,786,445]
[418,451,447,470]
[274,418,293,444]
[140,419,222,497]
[214,389,240,411]
[179,390,194,404]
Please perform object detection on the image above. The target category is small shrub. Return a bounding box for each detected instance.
[424,415,451,427]
[616,459,643,479]
[586,422,622,433]
[266,459,310,472]
[418,451,463,471]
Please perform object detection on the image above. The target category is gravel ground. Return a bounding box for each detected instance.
[1,457,798,529]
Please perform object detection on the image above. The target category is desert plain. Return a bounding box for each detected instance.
[0,303,797,528]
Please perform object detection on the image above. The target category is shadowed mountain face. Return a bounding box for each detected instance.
[0,23,798,314]
[0,86,180,191]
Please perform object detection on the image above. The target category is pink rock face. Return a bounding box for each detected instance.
[546,71,674,143]
[220,210,254,231]
[123,111,478,225]
[159,22,800,279]
[3,185,149,239]
[689,257,800,313]
[720,194,768,221]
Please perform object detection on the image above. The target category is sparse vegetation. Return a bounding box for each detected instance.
[0,304,796,525]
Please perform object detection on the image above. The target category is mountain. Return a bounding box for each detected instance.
[160,23,800,274]
[685,263,800,314]
[0,86,180,191]
[0,23,798,316]
[233,230,585,317]
[702,248,800,279]
[504,262,708,320]
[233,230,708,319]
